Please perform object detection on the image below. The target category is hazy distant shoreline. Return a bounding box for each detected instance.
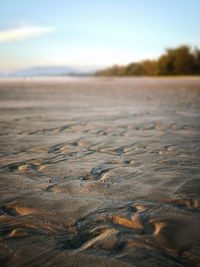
[0,75,200,83]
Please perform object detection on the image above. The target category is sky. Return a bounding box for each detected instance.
[0,0,200,73]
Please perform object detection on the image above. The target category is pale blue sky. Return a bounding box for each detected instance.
[0,0,200,72]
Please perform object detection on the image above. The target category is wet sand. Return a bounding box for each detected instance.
[0,77,200,266]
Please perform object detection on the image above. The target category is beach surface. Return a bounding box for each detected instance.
[0,77,200,266]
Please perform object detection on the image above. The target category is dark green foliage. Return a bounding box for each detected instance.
[194,47,200,74]
[95,45,200,76]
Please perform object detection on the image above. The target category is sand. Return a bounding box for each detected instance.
[0,77,200,266]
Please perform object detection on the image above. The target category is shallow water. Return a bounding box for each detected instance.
[0,77,200,266]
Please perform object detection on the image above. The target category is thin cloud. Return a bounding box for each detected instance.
[0,26,55,43]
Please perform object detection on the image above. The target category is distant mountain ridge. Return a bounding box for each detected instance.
[0,66,98,77]
[8,66,83,77]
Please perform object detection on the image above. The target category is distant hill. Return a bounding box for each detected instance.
[8,66,83,77]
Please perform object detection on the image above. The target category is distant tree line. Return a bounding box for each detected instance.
[95,45,200,76]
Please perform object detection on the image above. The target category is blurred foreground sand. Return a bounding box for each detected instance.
[0,77,200,266]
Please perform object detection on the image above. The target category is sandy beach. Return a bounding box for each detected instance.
[0,77,200,266]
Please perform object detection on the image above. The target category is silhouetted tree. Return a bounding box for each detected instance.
[193,47,200,74]
[95,45,200,77]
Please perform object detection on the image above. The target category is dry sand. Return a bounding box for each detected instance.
[0,77,200,266]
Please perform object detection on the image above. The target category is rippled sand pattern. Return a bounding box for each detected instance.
[0,77,200,266]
